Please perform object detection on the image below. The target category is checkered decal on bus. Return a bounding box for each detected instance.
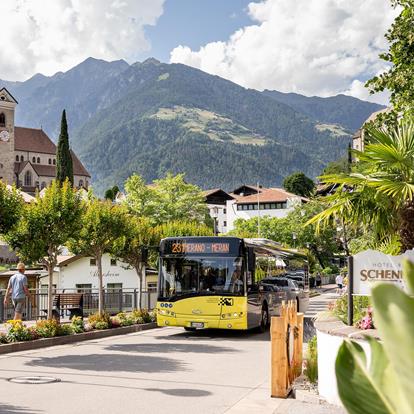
[218,298,234,306]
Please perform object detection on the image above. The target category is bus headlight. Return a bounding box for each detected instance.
[158,309,167,315]
[221,312,243,319]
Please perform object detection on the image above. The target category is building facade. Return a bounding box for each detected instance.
[204,185,307,232]
[0,87,90,194]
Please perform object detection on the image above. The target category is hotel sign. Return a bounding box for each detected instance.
[353,249,414,295]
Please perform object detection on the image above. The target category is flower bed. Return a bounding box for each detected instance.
[0,309,156,347]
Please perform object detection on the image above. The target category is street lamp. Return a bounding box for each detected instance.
[211,207,219,236]
[292,232,297,249]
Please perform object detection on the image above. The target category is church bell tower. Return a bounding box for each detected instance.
[0,88,17,184]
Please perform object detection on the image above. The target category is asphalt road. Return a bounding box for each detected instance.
[0,327,273,414]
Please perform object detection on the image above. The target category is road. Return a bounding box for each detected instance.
[0,325,344,414]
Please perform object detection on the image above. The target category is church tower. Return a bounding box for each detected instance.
[0,88,17,184]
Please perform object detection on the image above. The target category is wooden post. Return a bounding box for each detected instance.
[296,313,304,377]
[347,256,354,326]
[271,313,288,398]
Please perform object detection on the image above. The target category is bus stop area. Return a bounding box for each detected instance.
[0,325,343,414]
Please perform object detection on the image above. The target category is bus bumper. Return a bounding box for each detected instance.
[157,314,247,330]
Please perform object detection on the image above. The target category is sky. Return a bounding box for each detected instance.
[0,0,399,104]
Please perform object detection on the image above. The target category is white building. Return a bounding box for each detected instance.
[203,188,234,234]
[204,185,307,232]
[38,254,157,292]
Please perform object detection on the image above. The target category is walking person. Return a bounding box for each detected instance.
[3,262,31,320]
[316,273,322,289]
[335,273,344,295]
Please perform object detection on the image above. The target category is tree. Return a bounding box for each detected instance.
[104,185,120,201]
[124,173,210,225]
[229,201,339,268]
[69,199,126,315]
[283,172,315,197]
[0,182,24,235]
[366,0,414,122]
[5,180,83,318]
[308,122,414,252]
[56,109,74,185]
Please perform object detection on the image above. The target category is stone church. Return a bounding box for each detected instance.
[0,87,90,194]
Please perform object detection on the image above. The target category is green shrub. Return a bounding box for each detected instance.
[304,336,318,384]
[57,324,73,336]
[6,320,32,342]
[116,312,134,326]
[35,319,60,338]
[321,266,332,276]
[138,309,154,323]
[110,317,121,328]
[70,316,84,333]
[88,312,111,328]
[0,333,9,344]
[94,321,109,330]
[331,294,370,325]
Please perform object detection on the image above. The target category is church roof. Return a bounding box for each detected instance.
[15,127,57,154]
[14,127,90,177]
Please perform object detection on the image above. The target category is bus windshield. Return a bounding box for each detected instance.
[159,256,244,300]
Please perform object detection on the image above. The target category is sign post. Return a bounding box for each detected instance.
[347,255,354,326]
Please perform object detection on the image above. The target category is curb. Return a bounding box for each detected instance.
[0,322,158,354]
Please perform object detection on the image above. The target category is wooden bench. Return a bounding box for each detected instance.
[43,293,84,319]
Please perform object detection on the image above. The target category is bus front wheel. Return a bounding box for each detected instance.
[184,327,196,332]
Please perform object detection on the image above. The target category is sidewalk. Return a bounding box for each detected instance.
[226,382,345,413]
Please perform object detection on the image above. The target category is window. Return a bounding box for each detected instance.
[110,258,117,266]
[24,170,32,186]
[223,221,227,227]
[48,159,51,165]
[271,203,276,209]
[76,284,92,293]
[16,155,19,162]
[90,258,96,266]
[53,159,56,165]
[107,283,122,291]
[37,157,40,164]
[260,204,265,210]
[0,113,5,127]
[41,182,46,189]
[223,208,226,214]
[20,155,24,162]
[147,282,157,292]
[79,179,84,188]
[237,205,242,211]
[264,203,270,209]
[32,157,36,163]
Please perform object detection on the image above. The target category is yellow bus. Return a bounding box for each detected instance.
[156,236,309,331]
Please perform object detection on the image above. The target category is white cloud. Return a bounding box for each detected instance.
[0,0,165,81]
[170,0,399,104]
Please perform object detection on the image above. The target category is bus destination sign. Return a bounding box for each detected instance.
[168,241,230,254]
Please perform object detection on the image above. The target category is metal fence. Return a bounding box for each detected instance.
[0,289,158,322]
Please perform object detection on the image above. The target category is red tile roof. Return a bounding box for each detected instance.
[13,127,90,177]
[234,188,307,204]
[15,127,56,154]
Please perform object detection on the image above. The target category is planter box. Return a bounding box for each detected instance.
[0,322,158,355]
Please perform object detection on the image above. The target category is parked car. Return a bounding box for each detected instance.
[260,277,309,312]
[285,274,305,289]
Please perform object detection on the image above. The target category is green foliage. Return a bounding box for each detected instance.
[335,259,414,413]
[305,336,318,384]
[132,308,154,323]
[124,173,210,225]
[0,182,24,235]
[88,311,111,328]
[230,200,339,267]
[331,294,370,326]
[57,324,73,336]
[5,180,83,319]
[68,199,127,314]
[94,321,109,330]
[104,185,120,201]
[56,109,74,185]
[70,316,84,333]
[323,156,350,175]
[6,320,32,342]
[116,312,134,326]
[366,0,414,122]
[308,122,414,251]
[283,172,315,197]
[35,319,60,338]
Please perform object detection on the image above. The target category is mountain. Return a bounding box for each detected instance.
[1,58,380,193]
[262,90,385,132]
